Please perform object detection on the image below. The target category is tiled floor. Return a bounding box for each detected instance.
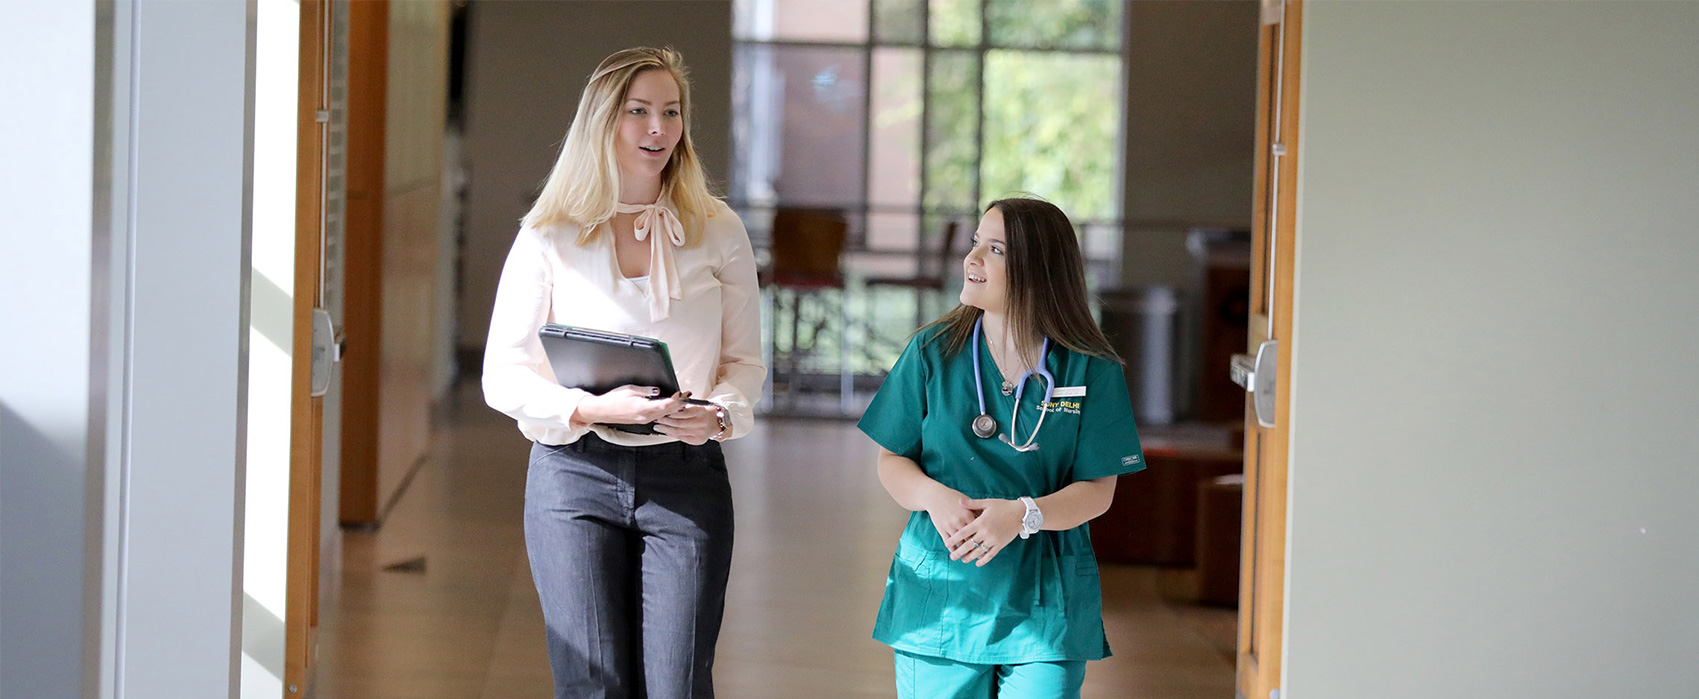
[316,384,1237,698]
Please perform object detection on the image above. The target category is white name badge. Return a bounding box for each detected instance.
[1053,386,1087,398]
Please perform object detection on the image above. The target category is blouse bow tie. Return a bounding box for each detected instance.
[616,201,687,321]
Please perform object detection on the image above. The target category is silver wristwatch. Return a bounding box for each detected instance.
[708,403,731,442]
[1018,496,1043,539]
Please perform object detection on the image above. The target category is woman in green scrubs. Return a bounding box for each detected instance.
[858,197,1146,698]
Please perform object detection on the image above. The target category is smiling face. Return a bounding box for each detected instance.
[613,68,684,188]
[959,206,1010,315]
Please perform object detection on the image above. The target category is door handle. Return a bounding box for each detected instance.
[1230,339,1278,428]
[309,307,340,398]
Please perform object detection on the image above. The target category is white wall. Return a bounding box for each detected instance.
[114,2,256,695]
[458,0,733,356]
[0,2,102,696]
[0,2,257,696]
[1286,2,1699,696]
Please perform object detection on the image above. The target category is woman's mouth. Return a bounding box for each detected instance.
[639,146,667,155]
[966,273,986,283]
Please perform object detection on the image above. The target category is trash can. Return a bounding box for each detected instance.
[1098,286,1179,425]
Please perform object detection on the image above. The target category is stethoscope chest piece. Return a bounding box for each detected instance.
[971,413,998,439]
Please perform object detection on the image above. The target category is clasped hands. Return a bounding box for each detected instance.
[927,491,1026,566]
[574,384,722,445]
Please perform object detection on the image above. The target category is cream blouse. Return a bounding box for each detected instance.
[481,200,765,446]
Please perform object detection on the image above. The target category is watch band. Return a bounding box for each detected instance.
[1018,496,1042,539]
[709,403,731,442]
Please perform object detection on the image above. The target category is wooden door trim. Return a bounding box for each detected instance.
[1239,0,1301,697]
[338,0,389,526]
[286,0,329,693]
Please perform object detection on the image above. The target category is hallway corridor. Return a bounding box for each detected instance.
[317,383,1237,698]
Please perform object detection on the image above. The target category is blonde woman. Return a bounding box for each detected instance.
[482,47,763,698]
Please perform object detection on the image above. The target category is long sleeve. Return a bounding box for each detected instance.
[704,212,766,439]
[481,227,593,442]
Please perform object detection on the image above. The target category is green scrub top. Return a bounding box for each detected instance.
[858,324,1146,665]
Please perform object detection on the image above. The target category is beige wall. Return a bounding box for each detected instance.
[379,0,450,512]
[1120,0,1259,290]
[1287,2,1699,694]
[458,0,734,354]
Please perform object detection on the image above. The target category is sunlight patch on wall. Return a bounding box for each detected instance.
[243,0,300,694]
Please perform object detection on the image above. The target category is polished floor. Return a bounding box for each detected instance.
[317,384,1237,698]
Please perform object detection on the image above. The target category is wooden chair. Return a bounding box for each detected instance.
[863,218,962,341]
[763,208,853,413]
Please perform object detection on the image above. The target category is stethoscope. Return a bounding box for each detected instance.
[970,316,1055,452]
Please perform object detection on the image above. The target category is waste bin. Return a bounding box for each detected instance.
[1098,286,1178,425]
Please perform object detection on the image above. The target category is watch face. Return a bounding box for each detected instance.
[1023,511,1042,530]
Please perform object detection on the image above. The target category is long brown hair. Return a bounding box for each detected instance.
[927,197,1121,363]
[521,47,719,244]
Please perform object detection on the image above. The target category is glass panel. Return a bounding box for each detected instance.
[924,50,980,215]
[985,0,1121,51]
[865,211,921,252]
[732,44,868,210]
[736,0,870,42]
[928,0,980,47]
[873,0,925,44]
[981,50,1119,220]
[869,48,922,209]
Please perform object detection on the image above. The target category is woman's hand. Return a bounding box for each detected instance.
[653,402,722,445]
[945,498,1025,566]
[573,385,685,427]
[924,489,976,546]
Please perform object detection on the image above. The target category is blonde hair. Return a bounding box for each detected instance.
[521,47,718,244]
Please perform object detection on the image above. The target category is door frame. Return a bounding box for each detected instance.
[1238,0,1301,697]
[286,0,331,693]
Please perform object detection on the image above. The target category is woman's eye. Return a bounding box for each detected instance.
[665,109,680,117]
[992,246,1004,255]
[630,108,645,115]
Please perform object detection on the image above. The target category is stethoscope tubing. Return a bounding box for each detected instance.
[971,316,1055,451]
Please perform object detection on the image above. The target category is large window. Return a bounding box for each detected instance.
[734,0,1123,237]
[734,0,1125,384]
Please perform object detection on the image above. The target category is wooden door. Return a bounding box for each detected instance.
[287,0,341,693]
[1236,1,1302,698]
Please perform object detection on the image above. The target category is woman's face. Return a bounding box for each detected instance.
[614,69,684,186]
[960,207,1009,315]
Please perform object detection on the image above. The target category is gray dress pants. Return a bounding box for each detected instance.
[524,434,734,699]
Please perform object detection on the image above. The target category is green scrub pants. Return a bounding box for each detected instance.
[894,649,1087,699]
